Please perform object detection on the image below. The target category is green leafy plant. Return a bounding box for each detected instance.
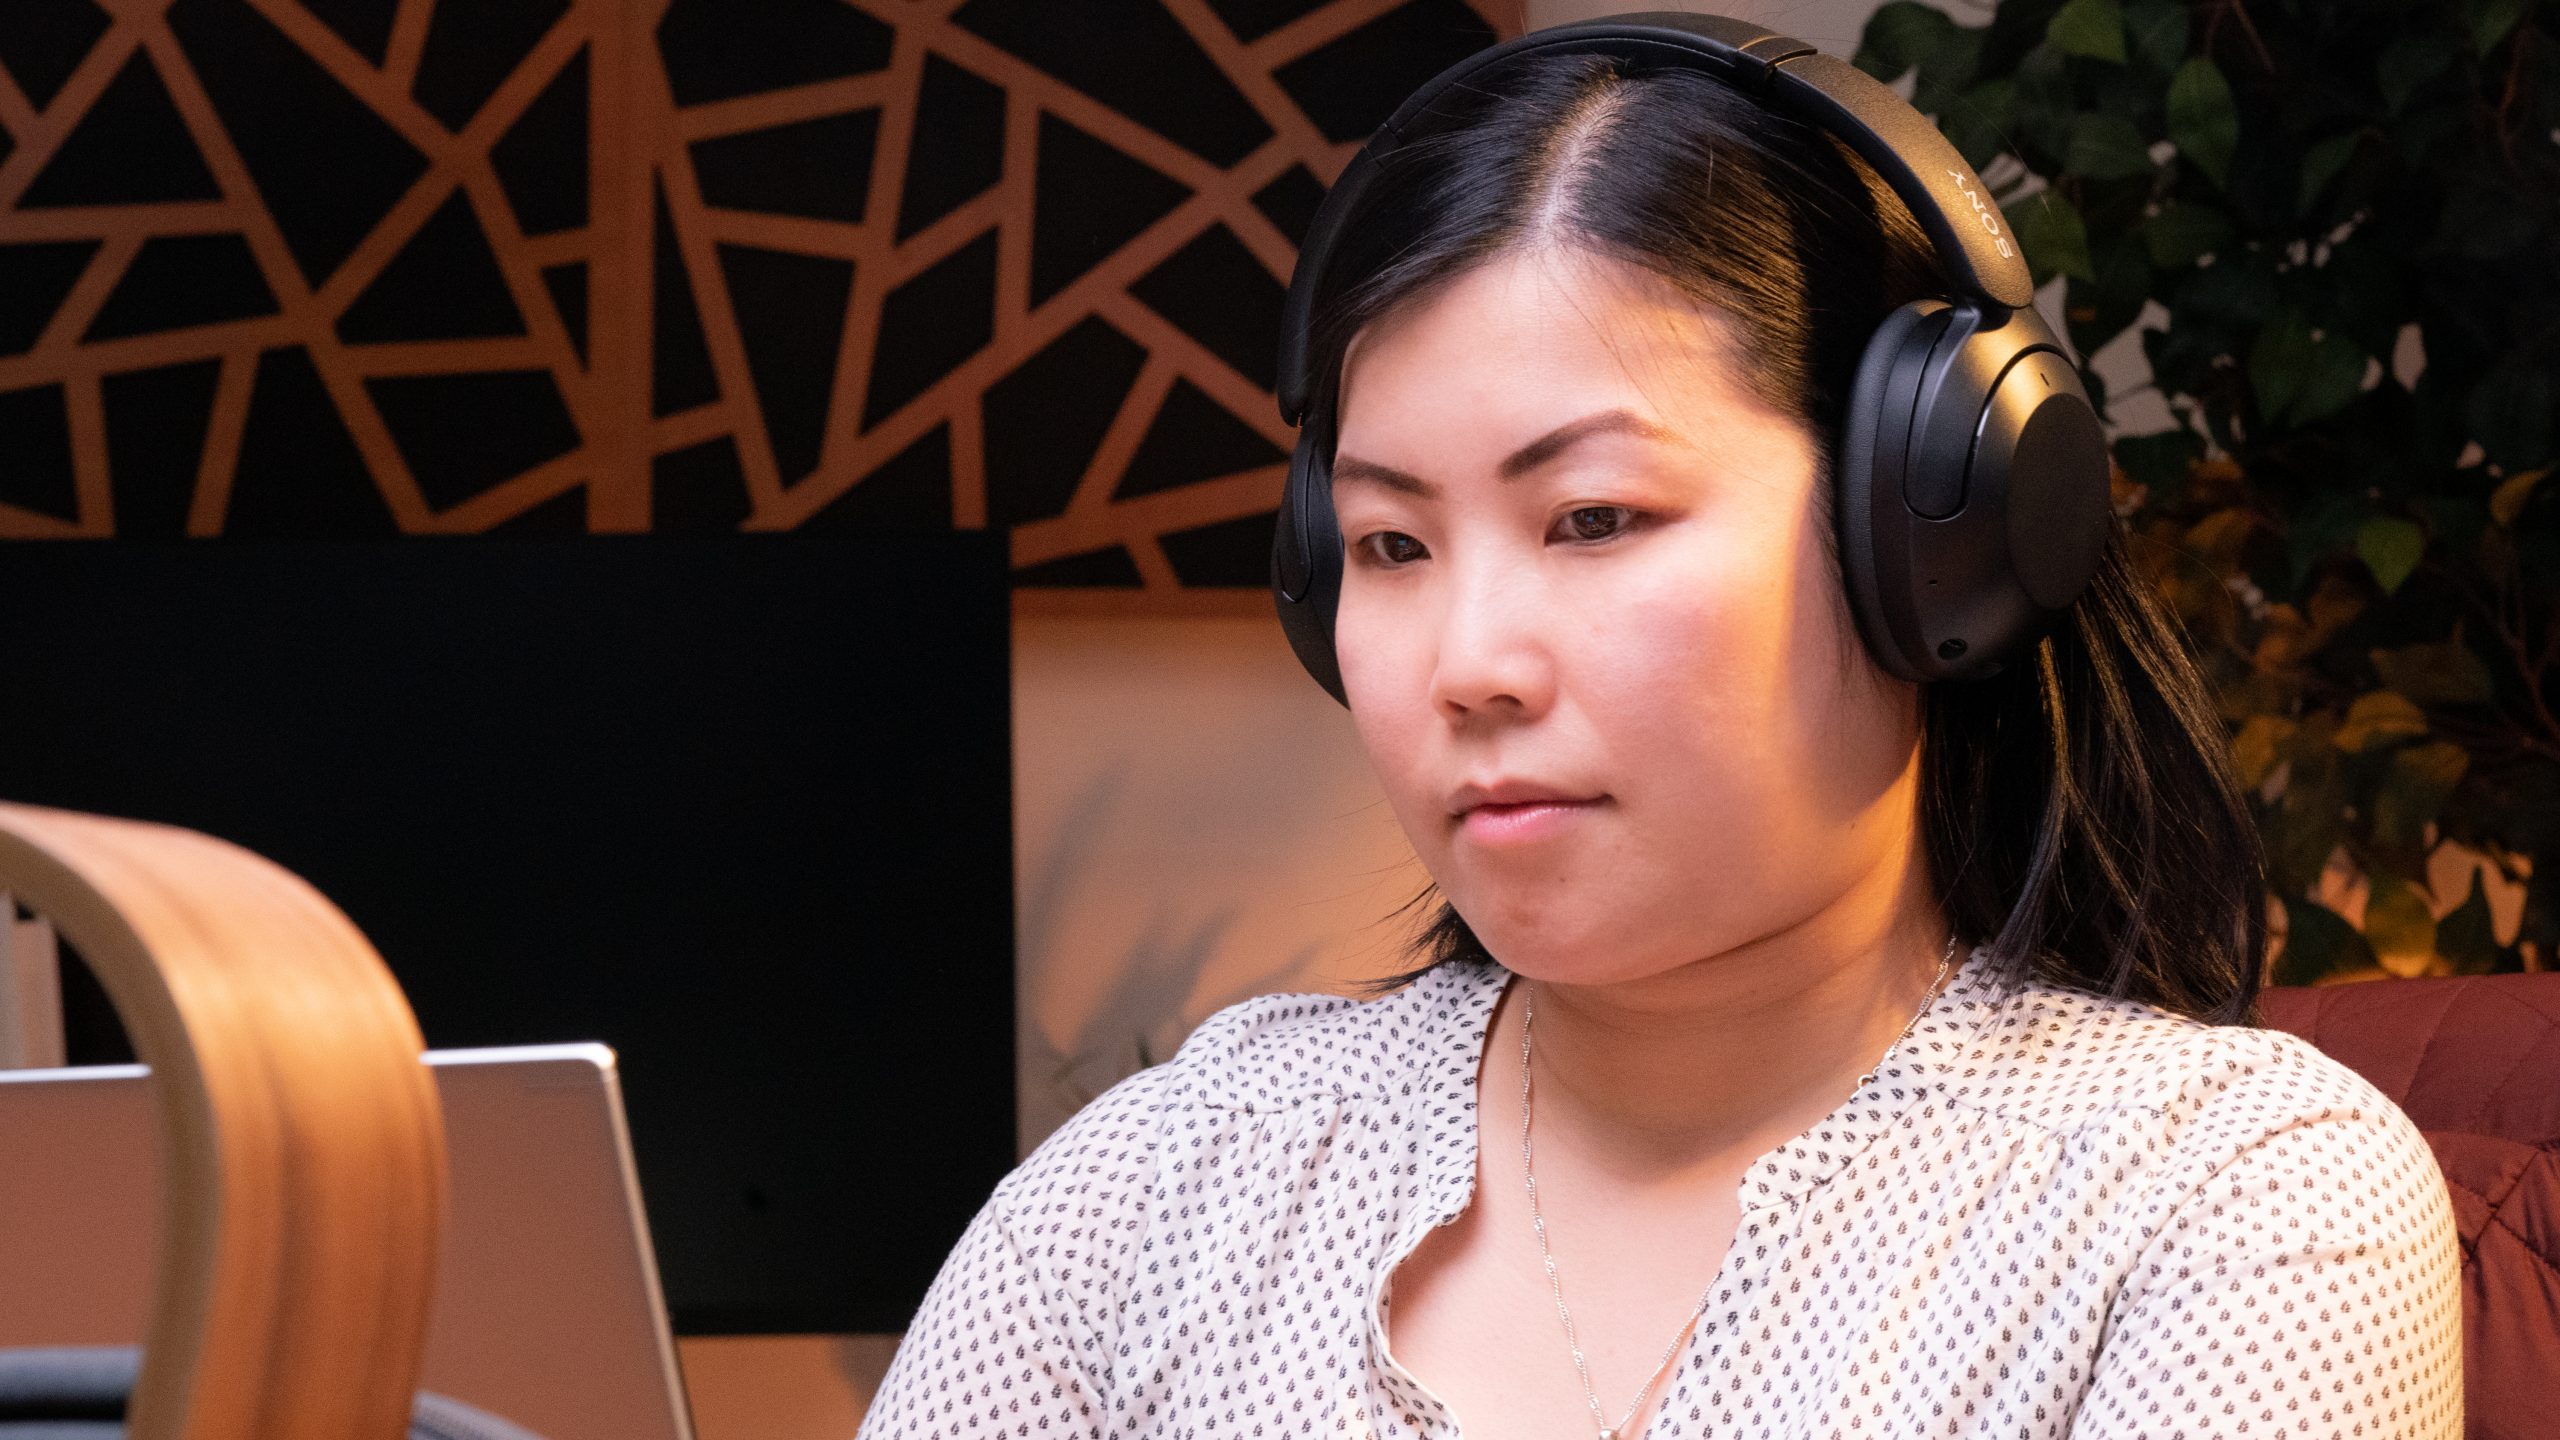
[1858,0,2560,982]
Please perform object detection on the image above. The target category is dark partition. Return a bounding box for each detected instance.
[0,533,1015,1334]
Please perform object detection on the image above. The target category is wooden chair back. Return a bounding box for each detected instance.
[0,800,446,1440]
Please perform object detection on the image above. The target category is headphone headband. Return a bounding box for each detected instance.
[1268,10,2113,701]
[1275,11,2036,426]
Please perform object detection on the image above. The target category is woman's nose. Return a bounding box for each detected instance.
[1428,558,1555,723]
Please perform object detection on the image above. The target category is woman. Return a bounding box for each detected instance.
[859,23,2462,1440]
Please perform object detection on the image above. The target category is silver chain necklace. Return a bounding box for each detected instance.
[1517,934,1959,1440]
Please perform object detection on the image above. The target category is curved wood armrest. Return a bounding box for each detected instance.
[0,800,446,1440]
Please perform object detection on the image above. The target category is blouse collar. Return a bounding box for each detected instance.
[1399,941,2007,1244]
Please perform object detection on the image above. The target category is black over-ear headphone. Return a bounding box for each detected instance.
[1270,10,2113,706]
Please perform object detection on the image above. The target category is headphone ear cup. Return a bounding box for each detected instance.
[1836,299,1951,683]
[1980,336,2112,618]
[1839,298,2114,684]
[1271,427,1348,706]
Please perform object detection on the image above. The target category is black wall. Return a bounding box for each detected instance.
[0,534,1014,1334]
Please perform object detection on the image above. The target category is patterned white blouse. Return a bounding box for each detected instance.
[859,945,2464,1438]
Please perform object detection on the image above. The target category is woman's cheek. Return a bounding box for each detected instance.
[1573,538,1761,711]
[1337,614,1443,836]
[1337,592,1414,720]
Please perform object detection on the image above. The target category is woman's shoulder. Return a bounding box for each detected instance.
[997,961,1492,1202]
[1148,959,1494,1112]
[1940,971,2424,1163]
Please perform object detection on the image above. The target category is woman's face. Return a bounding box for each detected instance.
[1331,246,1923,985]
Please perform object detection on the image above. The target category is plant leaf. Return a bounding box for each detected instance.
[1854,1,1959,81]
[2334,690,2429,751]
[2048,0,2129,63]
[2370,632,2495,704]
[2177,248,2278,323]
[2166,57,2238,187]
[2407,494,2487,570]
[2364,872,2440,975]
[2232,714,2299,791]
[2380,31,2468,113]
[2292,339,2371,426]
[2142,200,2234,268]
[2275,896,2376,986]
[2490,465,2550,527]
[2247,309,2367,427]
[2068,235,2154,359]
[2296,131,2363,216]
[2002,188,2096,285]
[2465,0,2532,54]
[2183,504,2259,564]
[2270,756,2349,897]
[1911,25,1990,115]
[1941,78,2020,169]
[2479,524,2518,585]
[2467,362,2558,472]
[2011,41,2078,159]
[2284,493,2366,590]
[2112,428,2205,501]
[2247,311,2311,423]
[2373,741,2470,857]
[2065,112,2157,178]
[2355,515,2427,595]
[2437,867,2499,973]
[2122,0,2189,74]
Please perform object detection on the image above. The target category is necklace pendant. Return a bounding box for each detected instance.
[1598,1431,1615,1440]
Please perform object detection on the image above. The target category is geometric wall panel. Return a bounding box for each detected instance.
[689,110,879,224]
[298,0,397,67]
[1028,112,1191,309]
[492,47,587,236]
[1116,378,1290,502]
[86,232,277,340]
[335,193,525,342]
[656,0,891,109]
[865,227,995,429]
[0,239,100,353]
[20,53,221,206]
[983,314,1150,532]
[101,357,222,536]
[165,0,430,287]
[0,0,113,114]
[953,0,1272,167]
[0,382,77,520]
[365,368,581,510]
[1208,1,1338,45]
[0,0,1510,603]
[896,55,1001,242]
[413,0,572,133]
[1275,0,1502,143]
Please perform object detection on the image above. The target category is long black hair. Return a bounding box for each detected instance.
[1310,52,2265,1025]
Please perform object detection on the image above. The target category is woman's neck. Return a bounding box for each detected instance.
[1489,893,1955,1182]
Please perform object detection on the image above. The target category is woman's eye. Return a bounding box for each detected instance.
[1555,506,1634,542]
[1358,531,1429,565]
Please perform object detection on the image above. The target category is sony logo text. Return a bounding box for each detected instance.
[1946,168,2017,259]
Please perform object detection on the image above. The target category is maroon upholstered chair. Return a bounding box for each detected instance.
[2257,973,2560,1440]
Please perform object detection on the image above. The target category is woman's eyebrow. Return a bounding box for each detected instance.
[1332,456,1434,496]
[1497,408,1676,479]
[1333,408,1675,497]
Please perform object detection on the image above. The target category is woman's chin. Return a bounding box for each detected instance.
[1463,912,1654,985]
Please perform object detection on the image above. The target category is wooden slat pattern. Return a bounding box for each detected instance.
[0,0,1514,605]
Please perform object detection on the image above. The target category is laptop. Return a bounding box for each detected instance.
[0,1046,696,1440]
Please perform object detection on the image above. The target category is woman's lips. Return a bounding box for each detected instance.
[1456,797,1605,845]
